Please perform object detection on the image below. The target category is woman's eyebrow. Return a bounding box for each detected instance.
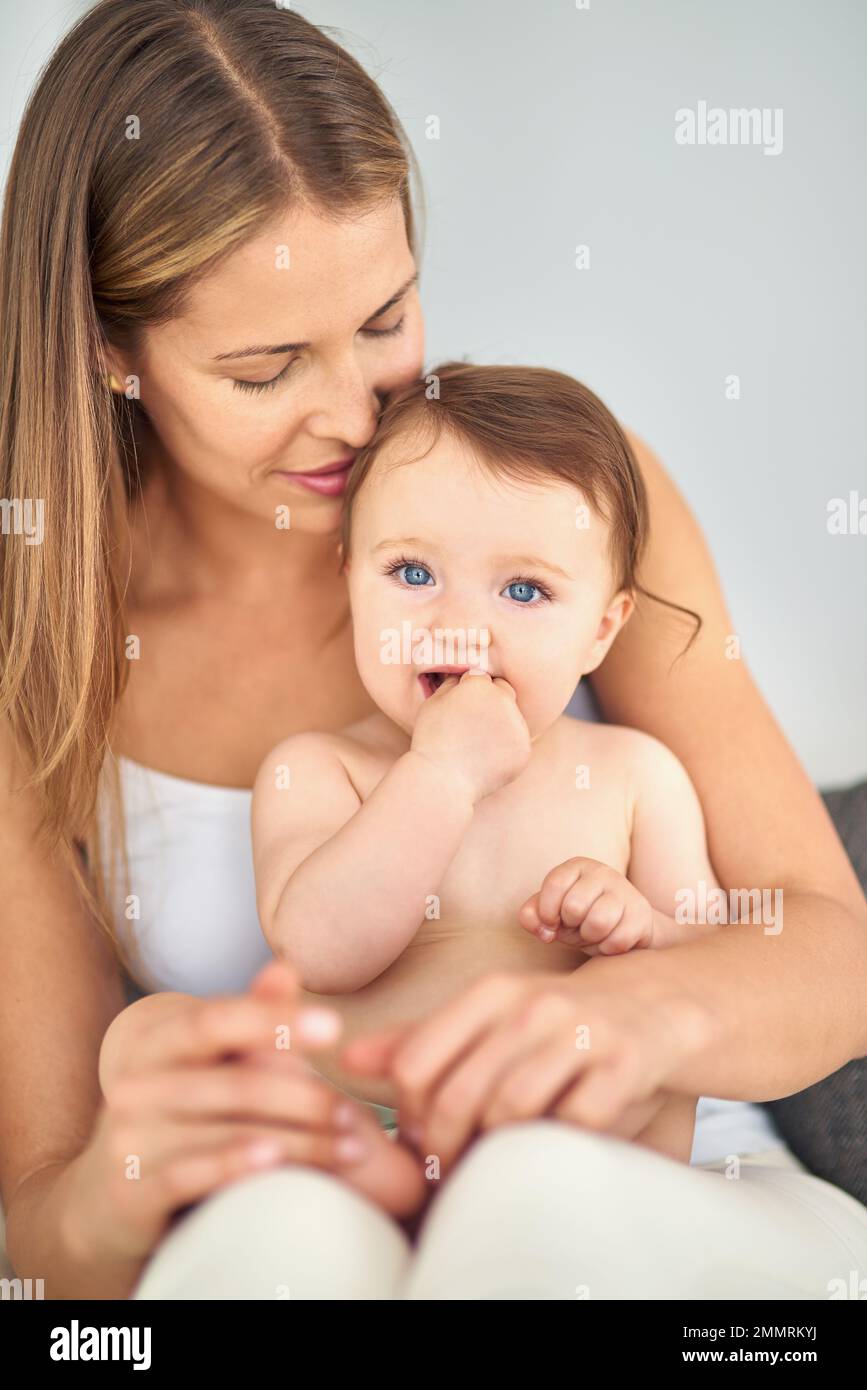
[211,271,419,362]
[366,271,418,322]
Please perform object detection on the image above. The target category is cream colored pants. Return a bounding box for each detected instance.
[131,1121,867,1300]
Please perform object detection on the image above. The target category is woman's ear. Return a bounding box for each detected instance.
[100,346,129,390]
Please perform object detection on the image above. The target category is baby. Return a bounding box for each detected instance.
[100,360,722,1221]
[251,360,723,1209]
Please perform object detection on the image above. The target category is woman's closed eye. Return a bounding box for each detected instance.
[233,361,298,394]
[232,314,407,394]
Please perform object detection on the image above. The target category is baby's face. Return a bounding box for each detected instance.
[345,431,632,738]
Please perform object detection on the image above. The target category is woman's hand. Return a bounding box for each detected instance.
[341,961,723,1169]
[61,960,382,1270]
[242,964,427,1219]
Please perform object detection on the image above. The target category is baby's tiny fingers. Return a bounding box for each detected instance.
[579,890,627,943]
[559,877,606,930]
[594,921,642,954]
[517,895,546,931]
[517,897,559,942]
[596,902,654,954]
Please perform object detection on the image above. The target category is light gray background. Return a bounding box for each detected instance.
[4,0,865,785]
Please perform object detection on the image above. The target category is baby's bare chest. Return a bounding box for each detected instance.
[421,780,632,933]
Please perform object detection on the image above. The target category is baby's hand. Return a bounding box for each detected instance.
[518,857,655,954]
[411,670,531,804]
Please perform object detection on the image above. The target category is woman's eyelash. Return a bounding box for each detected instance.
[362,314,406,339]
[233,362,295,394]
[232,316,407,394]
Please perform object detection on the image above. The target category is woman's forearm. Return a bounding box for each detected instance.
[583,887,867,1099]
[269,751,474,992]
[5,1159,147,1300]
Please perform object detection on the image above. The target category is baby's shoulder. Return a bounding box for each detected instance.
[253,714,404,800]
[553,716,679,780]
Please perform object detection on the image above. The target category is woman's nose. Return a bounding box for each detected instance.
[306,357,384,449]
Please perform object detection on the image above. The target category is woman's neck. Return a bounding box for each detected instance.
[125,446,343,608]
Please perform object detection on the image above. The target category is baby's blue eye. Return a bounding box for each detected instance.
[400,564,433,586]
[505,580,540,604]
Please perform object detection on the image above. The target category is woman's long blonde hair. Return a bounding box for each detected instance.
[0,0,422,977]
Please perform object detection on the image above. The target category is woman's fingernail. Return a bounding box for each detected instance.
[295,1008,342,1043]
[539,927,556,942]
[246,1140,282,1167]
[334,1102,357,1129]
[336,1135,367,1163]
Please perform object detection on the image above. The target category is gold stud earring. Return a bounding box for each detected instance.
[107,372,123,393]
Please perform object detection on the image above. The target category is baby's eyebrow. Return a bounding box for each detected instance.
[372,536,429,553]
[499,554,575,581]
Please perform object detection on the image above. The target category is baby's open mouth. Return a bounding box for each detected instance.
[418,669,467,699]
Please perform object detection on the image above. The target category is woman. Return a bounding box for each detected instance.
[1,0,865,1300]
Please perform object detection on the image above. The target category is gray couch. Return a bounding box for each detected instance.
[762,778,867,1205]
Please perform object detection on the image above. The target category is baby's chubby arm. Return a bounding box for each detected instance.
[520,730,722,953]
[624,730,724,947]
[253,675,530,993]
[253,735,471,992]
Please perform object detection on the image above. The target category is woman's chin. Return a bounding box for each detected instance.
[275,498,344,536]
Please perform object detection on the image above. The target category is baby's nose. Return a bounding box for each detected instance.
[427,619,492,672]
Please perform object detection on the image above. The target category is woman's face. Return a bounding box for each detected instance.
[108,198,423,534]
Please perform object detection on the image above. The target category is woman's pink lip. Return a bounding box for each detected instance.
[273,458,355,496]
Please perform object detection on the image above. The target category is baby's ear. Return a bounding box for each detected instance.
[582,590,634,674]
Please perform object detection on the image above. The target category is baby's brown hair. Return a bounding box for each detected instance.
[341,360,701,650]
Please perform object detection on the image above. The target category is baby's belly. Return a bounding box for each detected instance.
[300,924,587,1107]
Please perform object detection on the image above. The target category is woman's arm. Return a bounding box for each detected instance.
[588,428,867,1091]
[0,718,131,1296]
[0,723,380,1297]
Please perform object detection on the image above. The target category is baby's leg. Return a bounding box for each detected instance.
[631,1094,697,1165]
[99,992,194,1095]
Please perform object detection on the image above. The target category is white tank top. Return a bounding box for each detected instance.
[99,692,783,1165]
